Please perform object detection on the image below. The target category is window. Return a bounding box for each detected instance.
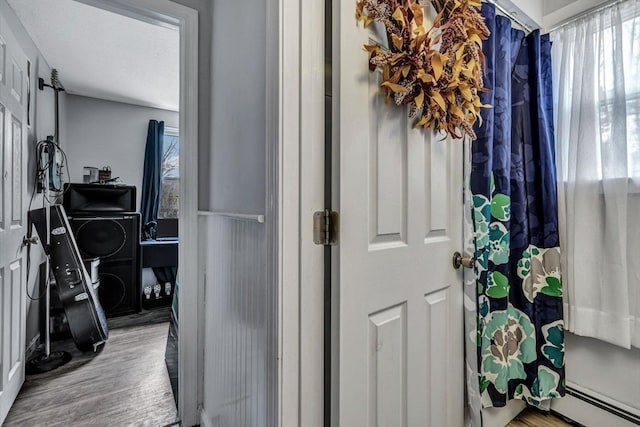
[159,126,179,218]
[600,15,640,179]
[554,8,640,181]
[552,2,640,348]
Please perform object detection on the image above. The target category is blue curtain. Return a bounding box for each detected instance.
[471,3,565,408]
[141,120,165,231]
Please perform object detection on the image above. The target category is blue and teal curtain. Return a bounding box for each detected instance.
[141,120,165,231]
[471,3,565,408]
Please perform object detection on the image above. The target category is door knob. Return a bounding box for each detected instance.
[452,252,475,269]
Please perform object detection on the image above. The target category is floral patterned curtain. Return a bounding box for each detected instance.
[470,3,565,409]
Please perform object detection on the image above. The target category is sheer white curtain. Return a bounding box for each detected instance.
[552,0,640,349]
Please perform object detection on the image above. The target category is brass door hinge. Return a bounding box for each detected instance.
[313,209,339,246]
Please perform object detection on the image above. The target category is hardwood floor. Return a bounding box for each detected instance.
[507,408,580,427]
[4,310,177,427]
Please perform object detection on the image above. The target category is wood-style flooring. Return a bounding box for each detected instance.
[4,306,580,427]
[4,309,177,427]
[507,408,580,427]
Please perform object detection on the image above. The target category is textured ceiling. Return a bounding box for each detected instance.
[7,0,179,111]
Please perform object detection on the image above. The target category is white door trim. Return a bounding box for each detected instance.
[75,1,200,425]
[279,0,326,425]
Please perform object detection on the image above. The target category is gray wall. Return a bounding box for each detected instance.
[207,0,267,215]
[64,94,179,211]
[0,0,68,351]
[170,0,267,214]
[201,0,278,425]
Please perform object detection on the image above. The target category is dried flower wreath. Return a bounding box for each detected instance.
[356,0,491,140]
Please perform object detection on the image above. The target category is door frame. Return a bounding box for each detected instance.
[74,1,199,425]
[279,0,326,425]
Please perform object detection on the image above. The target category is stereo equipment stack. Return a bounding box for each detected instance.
[64,183,141,317]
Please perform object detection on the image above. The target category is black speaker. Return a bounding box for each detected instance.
[69,214,141,317]
[64,183,136,214]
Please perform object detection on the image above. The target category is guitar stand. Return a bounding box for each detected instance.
[25,195,72,376]
[26,351,72,375]
[25,239,73,375]
[26,69,72,375]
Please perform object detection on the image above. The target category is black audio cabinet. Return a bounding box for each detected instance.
[68,214,141,317]
[63,183,136,213]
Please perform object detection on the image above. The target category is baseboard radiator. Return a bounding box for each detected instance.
[557,386,640,426]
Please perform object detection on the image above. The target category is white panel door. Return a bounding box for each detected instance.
[335,1,465,425]
[0,11,28,425]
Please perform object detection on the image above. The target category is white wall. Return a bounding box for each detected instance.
[63,94,178,211]
[1,0,68,351]
[202,216,276,426]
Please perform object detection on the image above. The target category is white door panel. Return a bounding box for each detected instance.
[335,0,464,425]
[11,114,23,226]
[0,10,28,424]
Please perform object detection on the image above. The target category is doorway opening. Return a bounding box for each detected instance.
[0,0,199,425]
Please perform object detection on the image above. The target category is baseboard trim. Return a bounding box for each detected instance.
[25,333,41,359]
